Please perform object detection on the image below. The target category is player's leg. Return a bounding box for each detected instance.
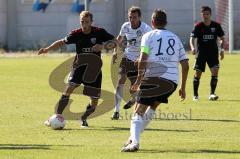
[140,78,177,133]
[81,71,102,127]
[123,104,156,148]
[193,70,202,100]
[81,97,99,127]
[141,103,158,132]
[121,103,148,152]
[123,87,136,109]
[193,57,205,100]
[56,84,79,114]
[44,83,78,126]
[208,58,220,100]
[44,68,81,126]
[122,77,176,152]
[112,73,127,120]
[123,59,138,109]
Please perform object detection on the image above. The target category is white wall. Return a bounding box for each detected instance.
[138,0,215,46]
[1,0,239,49]
[0,0,7,47]
[16,0,73,49]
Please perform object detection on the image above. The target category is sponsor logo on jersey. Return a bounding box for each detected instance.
[203,35,214,40]
[90,38,96,44]
[136,30,142,37]
[211,27,216,33]
[82,47,93,52]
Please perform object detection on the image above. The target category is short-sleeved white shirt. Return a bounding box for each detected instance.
[119,22,152,61]
[141,29,188,84]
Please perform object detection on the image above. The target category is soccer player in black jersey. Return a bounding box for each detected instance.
[38,11,115,127]
[190,6,225,101]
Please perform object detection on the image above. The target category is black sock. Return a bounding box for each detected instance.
[193,77,200,96]
[210,76,218,94]
[81,104,96,120]
[56,95,70,114]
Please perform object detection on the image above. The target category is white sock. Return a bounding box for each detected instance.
[114,84,124,112]
[128,108,155,141]
[130,113,143,144]
[141,107,155,133]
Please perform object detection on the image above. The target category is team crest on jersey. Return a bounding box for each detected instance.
[136,30,142,37]
[211,28,216,33]
[91,38,96,44]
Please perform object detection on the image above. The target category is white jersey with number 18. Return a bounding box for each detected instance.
[141,29,188,84]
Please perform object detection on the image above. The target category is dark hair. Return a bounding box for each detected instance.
[128,6,141,17]
[152,9,167,27]
[201,6,212,14]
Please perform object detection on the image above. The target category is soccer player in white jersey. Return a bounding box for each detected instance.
[121,9,189,152]
[111,6,152,120]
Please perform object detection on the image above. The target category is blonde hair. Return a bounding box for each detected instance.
[80,11,93,21]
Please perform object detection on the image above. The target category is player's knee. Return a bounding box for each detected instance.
[150,104,158,111]
[63,84,77,95]
[90,97,99,106]
[195,73,202,79]
[86,104,96,113]
[60,94,70,101]
[134,105,147,116]
[211,71,218,76]
[194,76,200,82]
[131,113,143,123]
[117,84,124,89]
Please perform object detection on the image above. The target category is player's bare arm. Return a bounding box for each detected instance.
[189,37,197,55]
[38,39,65,55]
[112,36,123,64]
[92,39,118,52]
[219,36,225,60]
[131,52,148,93]
[179,60,189,100]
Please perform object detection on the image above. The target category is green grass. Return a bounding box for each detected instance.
[0,53,240,159]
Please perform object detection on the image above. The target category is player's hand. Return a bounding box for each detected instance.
[179,88,186,101]
[134,58,139,66]
[220,51,224,60]
[130,81,140,94]
[191,48,197,55]
[112,53,117,64]
[92,44,103,52]
[38,48,48,55]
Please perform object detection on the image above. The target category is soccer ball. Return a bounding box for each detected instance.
[49,114,66,130]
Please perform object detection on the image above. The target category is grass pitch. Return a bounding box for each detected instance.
[0,53,240,159]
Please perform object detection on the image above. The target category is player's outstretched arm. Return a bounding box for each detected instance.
[179,60,189,101]
[38,39,65,55]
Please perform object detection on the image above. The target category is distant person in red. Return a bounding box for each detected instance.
[38,11,115,127]
[190,6,225,101]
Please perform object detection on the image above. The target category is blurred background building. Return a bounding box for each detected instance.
[0,0,239,51]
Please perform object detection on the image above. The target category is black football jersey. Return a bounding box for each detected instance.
[191,21,224,54]
[64,26,114,56]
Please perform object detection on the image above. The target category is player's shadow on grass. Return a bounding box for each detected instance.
[0,144,82,150]
[103,126,201,133]
[63,127,201,133]
[156,118,240,123]
[217,99,240,102]
[139,149,240,154]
